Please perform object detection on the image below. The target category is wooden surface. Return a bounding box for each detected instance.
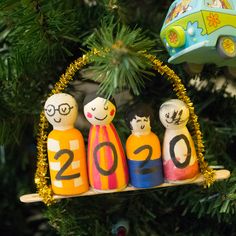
[20,169,230,203]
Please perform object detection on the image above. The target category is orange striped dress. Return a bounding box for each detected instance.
[87,124,129,191]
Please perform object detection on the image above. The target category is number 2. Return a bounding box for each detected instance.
[54,149,80,180]
[133,145,157,174]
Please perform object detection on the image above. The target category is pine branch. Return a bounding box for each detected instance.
[83,21,156,97]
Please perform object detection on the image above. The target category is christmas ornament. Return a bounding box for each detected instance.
[83,93,129,192]
[160,0,236,74]
[44,93,89,195]
[19,49,230,206]
[125,103,163,188]
[159,99,199,182]
[112,219,129,236]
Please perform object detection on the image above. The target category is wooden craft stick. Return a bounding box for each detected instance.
[20,169,230,203]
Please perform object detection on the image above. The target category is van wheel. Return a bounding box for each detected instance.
[217,37,236,58]
[183,63,204,75]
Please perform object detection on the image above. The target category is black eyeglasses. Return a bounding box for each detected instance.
[44,103,74,116]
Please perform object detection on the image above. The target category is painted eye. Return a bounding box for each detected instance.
[45,104,55,116]
[165,113,169,118]
[91,107,96,111]
[144,118,148,122]
[104,106,108,110]
[59,103,72,115]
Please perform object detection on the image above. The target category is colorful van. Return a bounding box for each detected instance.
[160,0,236,72]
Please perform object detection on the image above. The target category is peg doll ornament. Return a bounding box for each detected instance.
[83,93,129,192]
[44,93,89,195]
[159,99,199,182]
[125,103,164,188]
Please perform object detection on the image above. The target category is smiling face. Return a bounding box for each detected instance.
[130,115,151,136]
[83,97,116,126]
[44,93,78,130]
[159,99,189,129]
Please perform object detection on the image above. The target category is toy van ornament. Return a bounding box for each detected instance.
[160,0,236,75]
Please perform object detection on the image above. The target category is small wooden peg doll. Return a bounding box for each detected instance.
[83,93,129,192]
[44,93,89,195]
[125,103,163,188]
[159,99,199,182]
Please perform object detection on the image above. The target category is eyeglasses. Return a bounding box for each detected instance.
[44,103,74,116]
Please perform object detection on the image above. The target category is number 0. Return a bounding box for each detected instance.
[169,134,191,169]
[93,142,118,176]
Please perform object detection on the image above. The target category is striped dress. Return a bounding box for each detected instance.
[87,124,129,191]
[47,128,89,195]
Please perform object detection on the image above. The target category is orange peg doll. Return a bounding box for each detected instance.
[125,103,164,188]
[44,93,89,195]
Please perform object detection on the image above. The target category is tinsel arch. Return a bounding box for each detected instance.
[34,49,215,205]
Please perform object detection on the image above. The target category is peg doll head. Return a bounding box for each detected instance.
[83,93,117,126]
[44,93,78,130]
[125,102,154,136]
[159,99,190,129]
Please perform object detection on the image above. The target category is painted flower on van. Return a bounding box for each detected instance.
[207,13,221,28]
[168,31,178,44]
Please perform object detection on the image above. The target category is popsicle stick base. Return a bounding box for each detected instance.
[20,169,230,203]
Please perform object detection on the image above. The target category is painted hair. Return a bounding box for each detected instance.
[83,92,116,108]
[125,102,154,129]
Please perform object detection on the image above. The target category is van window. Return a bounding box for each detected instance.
[165,0,197,24]
[205,0,233,10]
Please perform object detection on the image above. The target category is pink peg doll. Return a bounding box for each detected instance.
[159,99,199,182]
[83,93,129,192]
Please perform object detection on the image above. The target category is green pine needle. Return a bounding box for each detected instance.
[83,21,155,97]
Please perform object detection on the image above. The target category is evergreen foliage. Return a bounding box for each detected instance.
[84,22,155,97]
[0,0,236,235]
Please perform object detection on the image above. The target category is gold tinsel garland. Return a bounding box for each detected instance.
[35,49,215,205]
[35,53,90,205]
[144,53,215,187]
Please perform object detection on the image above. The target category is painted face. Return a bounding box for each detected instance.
[130,115,151,136]
[159,99,189,129]
[44,93,78,130]
[83,97,116,125]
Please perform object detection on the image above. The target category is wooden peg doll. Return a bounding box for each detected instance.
[125,103,163,188]
[44,93,89,195]
[83,93,129,192]
[159,99,199,182]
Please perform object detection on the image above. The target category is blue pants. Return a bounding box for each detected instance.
[128,158,164,188]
